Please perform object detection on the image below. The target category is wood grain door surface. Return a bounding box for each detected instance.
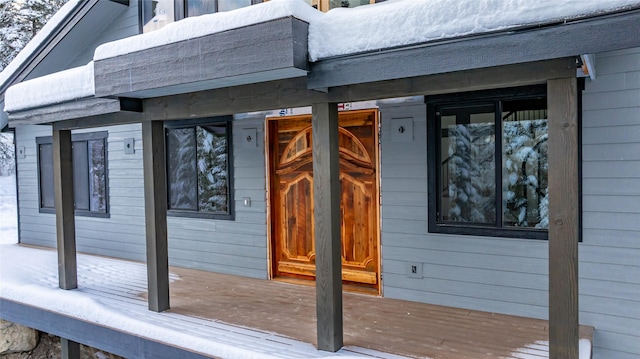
[268,109,380,292]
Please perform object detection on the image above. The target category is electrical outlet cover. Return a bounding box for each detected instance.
[407,262,423,279]
[391,118,413,142]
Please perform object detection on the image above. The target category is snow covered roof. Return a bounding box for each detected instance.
[3,62,94,113]
[5,0,640,114]
[93,0,321,61]
[94,0,640,62]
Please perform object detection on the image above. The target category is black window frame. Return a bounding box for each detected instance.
[164,116,234,220]
[36,131,110,218]
[427,85,553,240]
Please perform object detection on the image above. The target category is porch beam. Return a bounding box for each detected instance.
[53,129,77,290]
[311,102,343,352]
[547,77,580,359]
[142,121,170,312]
[143,58,574,121]
[61,338,80,359]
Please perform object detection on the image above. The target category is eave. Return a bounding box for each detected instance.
[307,8,640,90]
[7,97,142,130]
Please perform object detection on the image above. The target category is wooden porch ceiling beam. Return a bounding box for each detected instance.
[8,97,143,130]
[143,58,574,121]
[53,129,77,290]
[547,78,580,359]
[311,102,343,352]
[142,121,170,312]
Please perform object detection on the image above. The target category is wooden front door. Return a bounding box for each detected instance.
[268,109,380,292]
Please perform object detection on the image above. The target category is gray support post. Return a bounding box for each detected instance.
[547,77,580,359]
[60,338,80,359]
[311,102,343,352]
[53,129,77,290]
[142,121,170,312]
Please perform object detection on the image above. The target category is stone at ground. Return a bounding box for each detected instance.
[0,320,37,354]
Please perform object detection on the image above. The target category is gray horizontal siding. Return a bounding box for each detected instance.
[378,49,640,358]
[579,47,640,358]
[15,124,147,262]
[166,115,268,279]
[15,117,270,278]
[378,102,551,320]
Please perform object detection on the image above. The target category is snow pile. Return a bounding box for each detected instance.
[4,61,94,112]
[94,0,322,60]
[507,339,592,359]
[0,0,82,89]
[0,174,18,244]
[309,0,640,60]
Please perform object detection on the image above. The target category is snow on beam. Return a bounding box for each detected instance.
[4,62,95,113]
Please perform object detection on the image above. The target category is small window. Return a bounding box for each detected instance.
[328,0,373,9]
[141,0,175,33]
[186,0,252,16]
[165,117,233,219]
[36,132,109,217]
[427,86,548,239]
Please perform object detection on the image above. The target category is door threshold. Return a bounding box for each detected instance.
[272,277,380,296]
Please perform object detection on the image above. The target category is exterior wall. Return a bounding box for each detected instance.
[377,47,640,359]
[67,1,140,69]
[580,47,640,358]
[16,124,146,261]
[15,116,270,279]
[378,101,549,319]
[167,115,269,279]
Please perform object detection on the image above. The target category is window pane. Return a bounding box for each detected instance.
[88,139,107,213]
[72,141,90,211]
[167,128,198,210]
[187,0,216,16]
[502,98,548,229]
[439,105,496,225]
[142,0,175,33]
[187,0,252,16]
[196,125,228,213]
[217,0,252,12]
[39,144,55,209]
[330,0,371,9]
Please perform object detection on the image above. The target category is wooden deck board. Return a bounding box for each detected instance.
[6,245,592,358]
[167,266,592,359]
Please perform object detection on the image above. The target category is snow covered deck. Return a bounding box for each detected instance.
[0,244,594,359]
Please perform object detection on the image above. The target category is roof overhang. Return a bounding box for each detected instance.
[8,97,142,130]
[94,16,309,98]
[307,8,640,90]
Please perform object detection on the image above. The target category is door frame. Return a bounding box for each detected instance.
[265,108,382,295]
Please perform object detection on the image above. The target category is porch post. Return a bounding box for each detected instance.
[547,77,579,359]
[142,121,170,312]
[53,129,77,290]
[60,338,80,359]
[311,102,343,352]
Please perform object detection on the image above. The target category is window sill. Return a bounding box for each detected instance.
[428,222,548,240]
[167,210,234,221]
[39,208,110,218]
